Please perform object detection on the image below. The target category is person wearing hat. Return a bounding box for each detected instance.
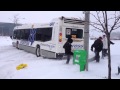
[91,37,103,62]
[63,35,73,64]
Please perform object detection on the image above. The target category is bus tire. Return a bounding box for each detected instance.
[16,41,19,49]
[57,56,63,60]
[36,46,40,57]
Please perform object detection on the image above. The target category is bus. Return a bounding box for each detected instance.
[12,16,85,59]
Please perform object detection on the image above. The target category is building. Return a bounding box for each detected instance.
[0,22,21,36]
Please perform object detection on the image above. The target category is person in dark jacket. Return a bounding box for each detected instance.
[63,36,73,64]
[91,37,103,62]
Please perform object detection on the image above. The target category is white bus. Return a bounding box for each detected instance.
[12,16,85,59]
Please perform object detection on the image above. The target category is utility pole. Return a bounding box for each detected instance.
[84,11,90,71]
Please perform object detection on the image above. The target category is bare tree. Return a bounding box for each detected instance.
[9,14,25,27]
[90,11,120,79]
[13,14,20,27]
[9,14,20,27]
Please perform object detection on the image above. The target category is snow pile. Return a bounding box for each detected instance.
[0,36,12,46]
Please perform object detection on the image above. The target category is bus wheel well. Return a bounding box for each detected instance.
[36,45,40,48]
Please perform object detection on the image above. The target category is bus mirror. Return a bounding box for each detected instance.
[10,36,12,39]
[60,16,64,20]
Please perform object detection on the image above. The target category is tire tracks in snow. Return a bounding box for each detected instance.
[0,45,41,79]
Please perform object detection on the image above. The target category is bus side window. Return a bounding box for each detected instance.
[36,28,52,42]
[21,29,25,40]
[41,35,45,42]
[16,30,21,40]
[76,29,83,38]
[36,28,42,41]
[13,30,17,39]
[24,29,30,40]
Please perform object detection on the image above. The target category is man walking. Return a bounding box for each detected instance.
[91,37,103,62]
[63,36,73,64]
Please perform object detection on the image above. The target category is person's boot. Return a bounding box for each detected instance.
[96,58,100,63]
[96,61,99,63]
[66,60,69,64]
[101,56,104,59]
[96,59,99,63]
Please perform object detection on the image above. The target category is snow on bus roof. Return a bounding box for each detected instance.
[14,23,52,30]
[14,16,84,30]
[59,16,84,21]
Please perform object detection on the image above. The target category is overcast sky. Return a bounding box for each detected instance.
[0,11,84,24]
[0,11,120,37]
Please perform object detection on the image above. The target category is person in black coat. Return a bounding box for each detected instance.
[91,37,103,62]
[63,36,73,64]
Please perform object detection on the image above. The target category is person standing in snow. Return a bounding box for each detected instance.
[102,35,108,58]
[102,35,114,58]
[63,35,73,64]
[91,37,103,62]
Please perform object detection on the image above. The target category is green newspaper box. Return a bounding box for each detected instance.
[73,50,87,71]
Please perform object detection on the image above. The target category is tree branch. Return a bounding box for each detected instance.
[90,12,105,32]
[102,11,106,25]
[110,15,120,33]
[90,23,104,33]
[105,11,108,34]
[91,11,120,35]
[112,25,120,30]
[96,11,106,31]
[90,21,102,26]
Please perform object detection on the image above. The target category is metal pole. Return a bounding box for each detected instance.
[84,11,90,71]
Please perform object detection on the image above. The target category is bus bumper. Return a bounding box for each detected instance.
[56,53,65,59]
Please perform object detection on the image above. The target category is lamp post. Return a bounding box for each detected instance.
[83,11,90,71]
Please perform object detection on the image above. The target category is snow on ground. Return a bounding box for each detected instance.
[0,36,12,46]
[0,36,120,79]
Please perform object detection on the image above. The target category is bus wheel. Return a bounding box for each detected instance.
[36,47,40,57]
[16,41,19,49]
